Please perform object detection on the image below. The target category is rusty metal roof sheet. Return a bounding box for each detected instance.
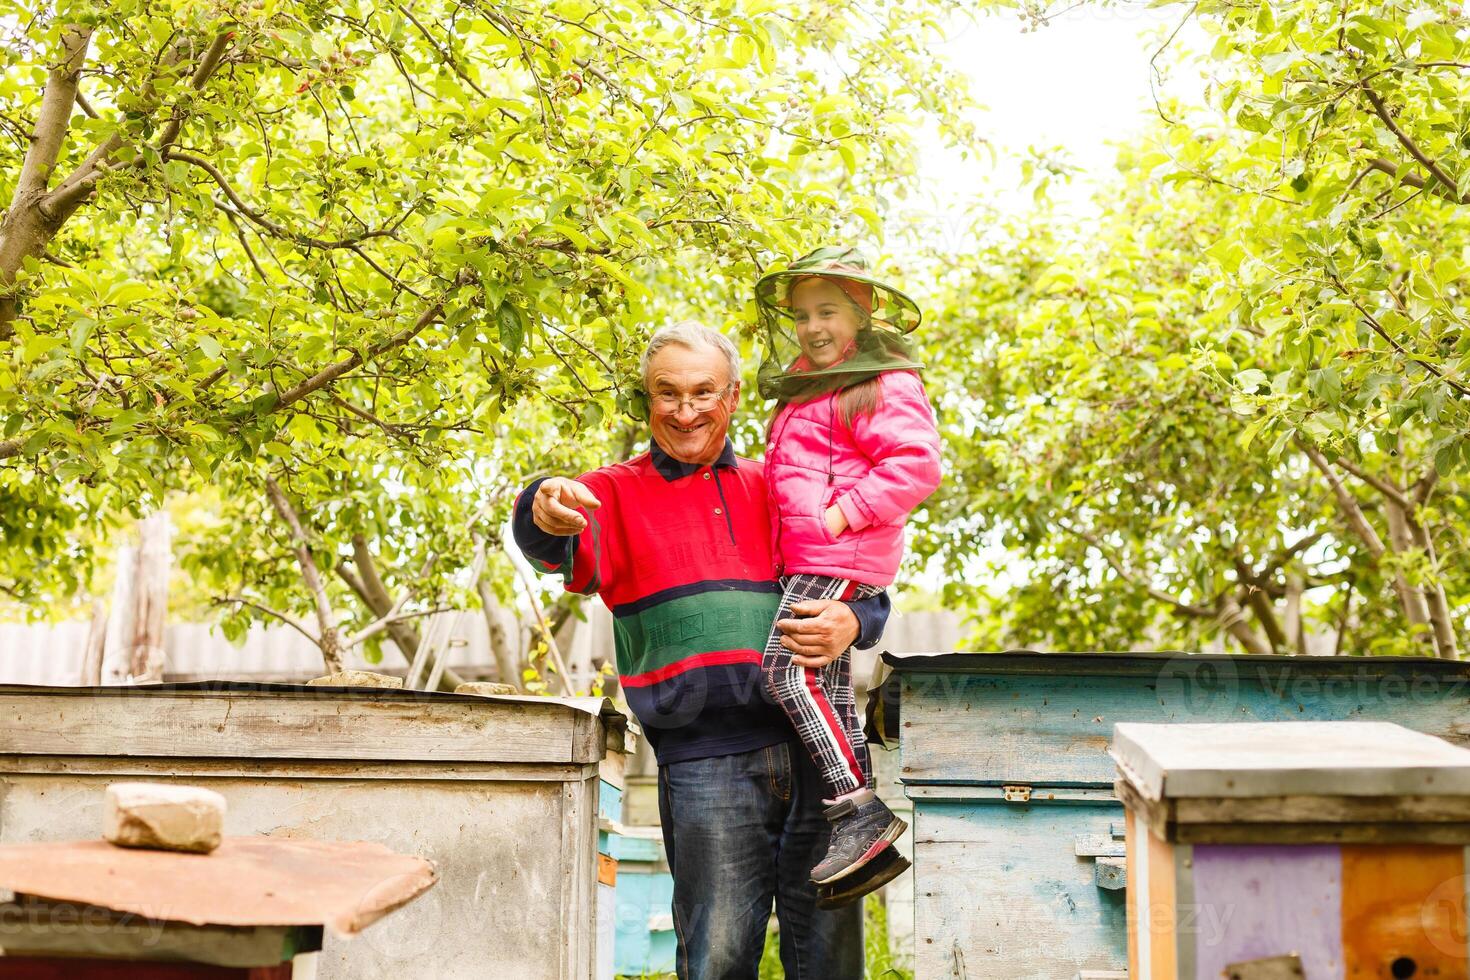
[0,837,436,937]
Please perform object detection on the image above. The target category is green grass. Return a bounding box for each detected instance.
[623,895,911,979]
[758,893,913,979]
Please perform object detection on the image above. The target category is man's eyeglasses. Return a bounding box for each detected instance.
[650,385,732,412]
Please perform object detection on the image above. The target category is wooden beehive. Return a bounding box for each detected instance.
[1113,720,1470,980]
[876,651,1470,979]
[0,682,628,979]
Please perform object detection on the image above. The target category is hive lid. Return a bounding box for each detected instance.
[1111,721,1470,801]
[0,837,436,937]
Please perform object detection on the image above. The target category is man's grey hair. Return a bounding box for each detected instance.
[639,320,742,389]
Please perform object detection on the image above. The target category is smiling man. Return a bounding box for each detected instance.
[512,321,890,979]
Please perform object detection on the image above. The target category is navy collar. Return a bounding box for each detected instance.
[650,437,739,482]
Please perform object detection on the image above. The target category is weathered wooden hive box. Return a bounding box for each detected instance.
[0,682,628,980]
[1114,720,1470,979]
[875,651,1470,979]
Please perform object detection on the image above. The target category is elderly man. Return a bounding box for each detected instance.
[512,322,895,979]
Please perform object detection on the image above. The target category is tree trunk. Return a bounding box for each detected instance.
[474,573,520,689]
[1384,498,1440,654]
[336,540,465,691]
[1215,593,1273,656]
[0,24,94,335]
[1406,518,1460,660]
[79,599,108,685]
[1242,585,1286,654]
[128,510,171,682]
[1283,572,1305,656]
[1298,440,1436,656]
[100,544,137,684]
[98,513,172,683]
[318,626,345,675]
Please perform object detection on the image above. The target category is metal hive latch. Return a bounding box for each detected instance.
[1000,784,1032,802]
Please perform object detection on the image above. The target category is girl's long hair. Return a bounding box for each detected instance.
[834,374,882,428]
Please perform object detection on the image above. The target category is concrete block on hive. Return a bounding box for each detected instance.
[454,682,517,696]
[306,670,403,688]
[104,782,226,854]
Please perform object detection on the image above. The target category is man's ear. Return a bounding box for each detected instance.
[728,380,741,409]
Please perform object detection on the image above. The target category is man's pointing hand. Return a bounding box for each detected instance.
[531,477,601,535]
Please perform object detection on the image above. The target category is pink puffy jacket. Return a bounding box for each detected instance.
[765,369,943,587]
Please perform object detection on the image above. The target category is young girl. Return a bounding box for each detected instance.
[755,245,943,891]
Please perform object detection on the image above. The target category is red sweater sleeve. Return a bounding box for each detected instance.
[514,469,619,596]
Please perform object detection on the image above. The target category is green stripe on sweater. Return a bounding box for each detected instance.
[614,589,781,677]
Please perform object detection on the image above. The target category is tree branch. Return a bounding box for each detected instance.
[49,30,233,209]
[1298,434,1437,648]
[215,595,319,646]
[153,31,233,152]
[1296,436,1387,558]
[247,294,449,418]
[263,476,338,661]
[1413,467,1439,506]
[392,3,489,99]
[166,150,395,249]
[336,542,466,691]
[1331,454,1409,509]
[1361,87,1465,203]
[331,394,407,439]
[1234,562,1287,654]
[0,25,94,332]
[1364,157,1466,205]
[1063,524,1213,618]
[1253,531,1326,582]
[343,549,437,648]
[1405,515,1460,660]
[1213,591,1274,656]
[1327,272,1470,396]
[348,605,450,648]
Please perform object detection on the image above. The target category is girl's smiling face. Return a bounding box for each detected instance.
[791,278,863,369]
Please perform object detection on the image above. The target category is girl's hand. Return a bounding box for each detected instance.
[824,503,848,538]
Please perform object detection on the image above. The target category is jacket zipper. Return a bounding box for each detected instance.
[768,407,793,572]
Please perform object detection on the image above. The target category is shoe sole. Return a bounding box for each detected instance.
[811,814,908,886]
[816,852,912,910]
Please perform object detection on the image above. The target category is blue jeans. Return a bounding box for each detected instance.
[657,740,864,980]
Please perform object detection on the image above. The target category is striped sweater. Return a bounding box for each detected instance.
[512,439,888,764]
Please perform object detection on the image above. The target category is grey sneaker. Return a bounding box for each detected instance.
[816,847,912,909]
[810,788,907,886]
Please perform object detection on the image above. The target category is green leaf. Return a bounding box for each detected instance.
[1235,369,1267,392]
[105,282,154,305]
[497,302,526,359]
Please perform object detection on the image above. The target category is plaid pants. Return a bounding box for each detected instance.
[761,574,883,798]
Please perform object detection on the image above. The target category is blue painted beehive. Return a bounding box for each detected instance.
[609,829,676,976]
[874,651,1470,980]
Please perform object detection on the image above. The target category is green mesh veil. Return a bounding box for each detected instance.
[754,246,924,403]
